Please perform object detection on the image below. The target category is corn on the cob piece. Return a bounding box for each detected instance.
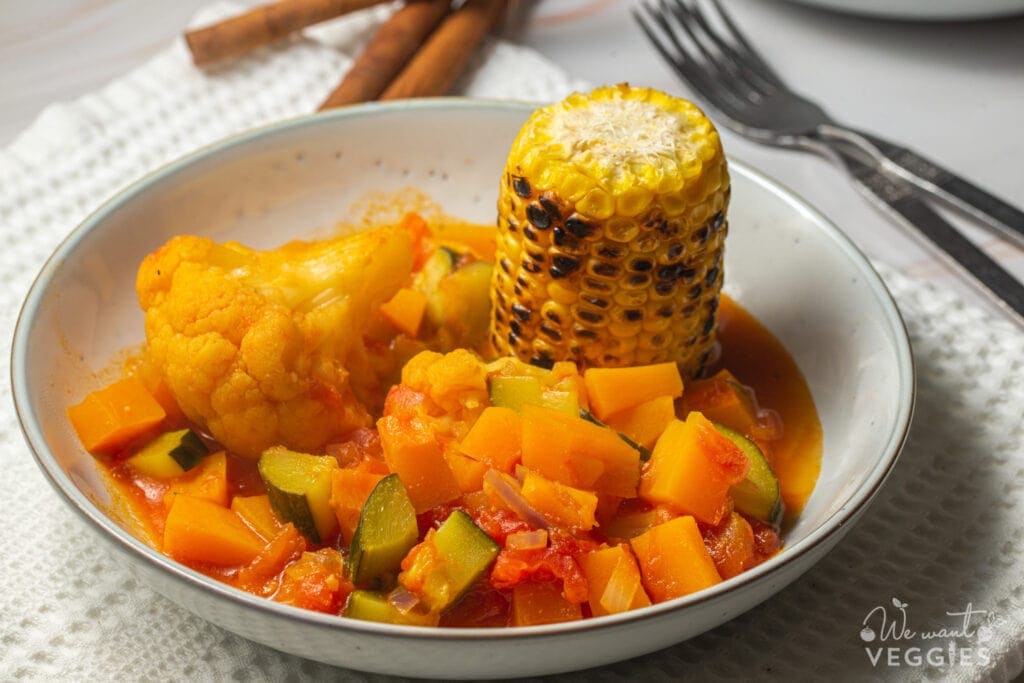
[490,84,729,377]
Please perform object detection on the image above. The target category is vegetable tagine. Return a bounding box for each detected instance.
[67,85,822,628]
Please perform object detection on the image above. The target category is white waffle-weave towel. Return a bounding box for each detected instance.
[0,3,1022,681]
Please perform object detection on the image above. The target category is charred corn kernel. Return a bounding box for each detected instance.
[491,84,729,375]
[606,218,640,243]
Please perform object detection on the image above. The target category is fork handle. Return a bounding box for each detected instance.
[834,147,1024,327]
[819,126,1024,250]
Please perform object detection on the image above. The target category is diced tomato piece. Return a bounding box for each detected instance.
[470,507,532,546]
[440,584,511,627]
[753,521,782,558]
[382,384,429,421]
[401,212,433,272]
[275,549,352,614]
[489,532,594,604]
[236,524,307,594]
[703,512,756,580]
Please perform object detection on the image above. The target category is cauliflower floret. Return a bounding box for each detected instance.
[137,226,412,457]
[400,349,489,420]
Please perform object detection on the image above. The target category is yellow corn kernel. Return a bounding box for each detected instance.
[616,187,654,218]
[578,188,615,220]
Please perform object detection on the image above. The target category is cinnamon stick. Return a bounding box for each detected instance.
[318,0,451,110]
[380,0,508,100]
[185,0,391,67]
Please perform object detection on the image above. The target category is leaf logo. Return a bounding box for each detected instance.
[891,597,907,609]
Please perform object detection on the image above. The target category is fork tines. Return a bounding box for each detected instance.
[633,0,782,116]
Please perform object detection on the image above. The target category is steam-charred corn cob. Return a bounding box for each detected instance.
[490,84,729,377]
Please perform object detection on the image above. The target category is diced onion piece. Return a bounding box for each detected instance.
[483,469,551,529]
[506,529,549,551]
[599,555,639,614]
[387,586,422,615]
[752,408,783,441]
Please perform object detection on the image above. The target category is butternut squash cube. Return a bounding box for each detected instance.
[605,395,677,450]
[583,362,683,420]
[511,581,583,626]
[164,451,229,508]
[630,516,721,602]
[579,544,651,616]
[163,495,265,566]
[231,494,285,542]
[458,406,522,473]
[639,412,748,525]
[330,468,385,544]
[378,414,461,513]
[445,449,490,494]
[67,377,166,455]
[520,469,598,530]
[520,404,639,498]
[380,287,428,338]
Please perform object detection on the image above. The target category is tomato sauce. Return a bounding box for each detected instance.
[716,296,823,517]
[89,282,822,628]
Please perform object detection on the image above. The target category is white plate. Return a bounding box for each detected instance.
[779,0,1024,20]
[12,99,914,679]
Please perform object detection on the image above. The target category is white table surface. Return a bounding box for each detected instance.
[3,0,1023,323]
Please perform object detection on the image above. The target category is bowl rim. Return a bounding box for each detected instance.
[11,97,915,642]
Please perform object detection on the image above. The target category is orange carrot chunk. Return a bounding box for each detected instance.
[67,377,166,455]
[583,362,683,420]
[163,494,265,566]
[458,406,522,473]
[380,287,428,337]
[510,581,583,626]
[630,516,721,602]
[639,412,749,525]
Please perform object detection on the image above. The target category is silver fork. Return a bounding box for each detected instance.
[634,0,1024,324]
[634,0,1024,250]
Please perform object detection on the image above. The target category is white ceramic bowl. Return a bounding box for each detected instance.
[12,100,913,679]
